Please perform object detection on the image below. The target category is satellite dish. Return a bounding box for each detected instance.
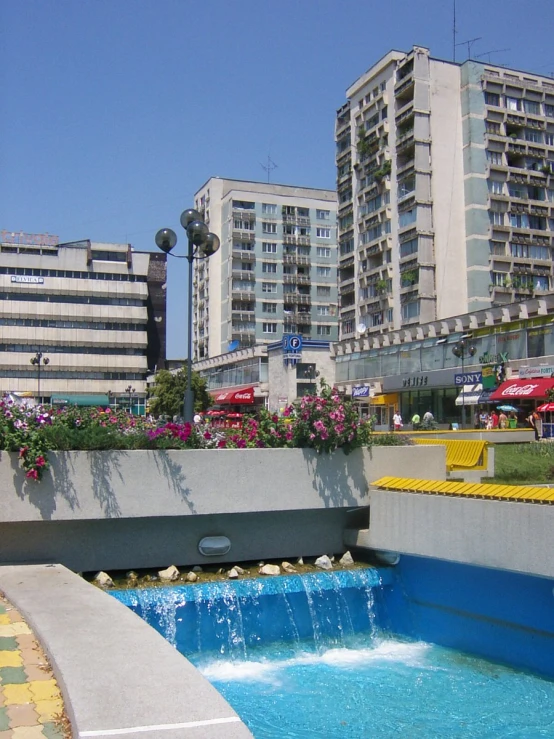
[357,323,367,335]
[227,340,240,352]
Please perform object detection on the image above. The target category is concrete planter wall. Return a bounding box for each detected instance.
[0,446,444,572]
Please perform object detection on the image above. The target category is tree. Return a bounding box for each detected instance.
[148,369,211,418]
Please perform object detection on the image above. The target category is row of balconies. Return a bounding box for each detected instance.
[283,235,311,246]
[282,215,311,226]
[283,254,311,266]
[482,71,554,96]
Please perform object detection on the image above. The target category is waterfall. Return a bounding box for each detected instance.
[112,567,386,658]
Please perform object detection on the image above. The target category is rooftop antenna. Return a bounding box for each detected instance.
[455,36,482,61]
[475,48,511,64]
[453,0,456,62]
[261,155,278,184]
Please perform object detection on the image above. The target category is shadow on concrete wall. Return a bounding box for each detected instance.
[10,452,80,521]
[151,451,196,513]
[303,448,368,508]
[89,451,123,518]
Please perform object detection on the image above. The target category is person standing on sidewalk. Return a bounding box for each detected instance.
[393,410,403,431]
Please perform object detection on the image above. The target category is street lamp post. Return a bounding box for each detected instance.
[452,339,476,429]
[125,385,135,415]
[155,210,220,423]
[29,351,50,404]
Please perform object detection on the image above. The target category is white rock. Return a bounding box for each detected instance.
[339,551,355,566]
[296,557,304,566]
[94,571,114,588]
[158,565,180,581]
[259,564,281,576]
[185,571,198,583]
[192,566,203,573]
[282,561,297,573]
[234,566,245,575]
[315,555,333,571]
[126,571,138,581]
[330,555,336,562]
[228,568,239,579]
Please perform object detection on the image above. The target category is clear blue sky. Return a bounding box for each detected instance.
[1,0,552,357]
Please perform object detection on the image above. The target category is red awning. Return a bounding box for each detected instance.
[209,386,255,405]
[489,378,554,401]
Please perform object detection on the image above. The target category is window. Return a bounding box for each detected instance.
[525,129,542,143]
[262,282,277,293]
[508,184,527,198]
[316,247,331,258]
[490,211,505,226]
[400,237,418,257]
[262,302,277,313]
[342,318,355,334]
[487,150,503,165]
[262,242,277,253]
[262,262,277,273]
[490,240,505,255]
[485,92,500,106]
[545,104,554,118]
[262,322,277,333]
[488,180,503,194]
[317,285,331,296]
[234,218,254,230]
[505,96,522,111]
[316,266,331,277]
[401,300,420,321]
[316,325,332,336]
[232,200,255,210]
[316,209,330,220]
[485,121,501,134]
[317,306,330,315]
[261,203,277,214]
[316,227,331,238]
[380,81,386,92]
[545,133,554,146]
[524,99,541,115]
[262,222,277,234]
[399,208,416,228]
[297,208,309,218]
[510,213,528,228]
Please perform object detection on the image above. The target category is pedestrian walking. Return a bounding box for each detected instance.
[393,410,403,431]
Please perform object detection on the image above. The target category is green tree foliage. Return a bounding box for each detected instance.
[148,369,211,418]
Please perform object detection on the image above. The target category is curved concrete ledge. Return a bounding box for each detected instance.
[0,564,253,739]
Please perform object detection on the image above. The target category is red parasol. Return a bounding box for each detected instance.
[537,403,554,412]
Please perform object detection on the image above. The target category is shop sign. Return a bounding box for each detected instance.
[402,375,428,388]
[519,366,554,379]
[383,368,456,392]
[454,372,482,385]
[10,276,44,284]
[352,385,370,398]
[499,383,540,397]
[478,351,508,365]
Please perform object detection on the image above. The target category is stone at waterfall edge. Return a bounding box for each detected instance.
[315,555,333,570]
[158,565,180,581]
[259,564,281,576]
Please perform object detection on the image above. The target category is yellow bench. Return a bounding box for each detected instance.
[412,438,491,478]
[372,476,554,504]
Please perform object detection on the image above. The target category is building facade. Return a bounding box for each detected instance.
[0,231,167,411]
[192,178,339,360]
[336,46,554,340]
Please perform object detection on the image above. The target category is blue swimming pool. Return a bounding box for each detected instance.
[112,557,554,738]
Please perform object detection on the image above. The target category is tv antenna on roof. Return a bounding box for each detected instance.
[455,36,482,61]
[261,155,278,183]
[475,48,511,64]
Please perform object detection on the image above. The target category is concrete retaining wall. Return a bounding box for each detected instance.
[349,489,554,579]
[0,446,444,572]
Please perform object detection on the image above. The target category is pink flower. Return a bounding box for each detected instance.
[26,469,39,480]
[203,431,212,440]
[35,456,46,467]
[19,447,29,459]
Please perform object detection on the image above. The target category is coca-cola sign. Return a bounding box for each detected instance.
[498,383,539,397]
[233,390,253,402]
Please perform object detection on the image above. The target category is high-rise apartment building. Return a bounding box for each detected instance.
[192,178,338,359]
[0,231,167,410]
[336,46,554,340]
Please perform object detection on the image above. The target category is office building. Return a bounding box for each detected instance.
[0,231,167,411]
[192,178,338,360]
[336,46,554,340]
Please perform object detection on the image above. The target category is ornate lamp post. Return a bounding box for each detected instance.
[30,351,49,404]
[452,339,476,429]
[125,385,135,415]
[155,209,220,423]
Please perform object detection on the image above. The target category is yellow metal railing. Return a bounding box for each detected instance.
[372,476,554,504]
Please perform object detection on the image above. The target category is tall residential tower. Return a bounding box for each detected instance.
[336,46,554,340]
[192,178,338,360]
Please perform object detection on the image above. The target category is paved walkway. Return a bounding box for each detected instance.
[0,594,68,739]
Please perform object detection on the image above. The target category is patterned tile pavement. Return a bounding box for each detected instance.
[0,593,70,739]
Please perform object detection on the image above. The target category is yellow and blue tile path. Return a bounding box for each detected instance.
[0,593,69,739]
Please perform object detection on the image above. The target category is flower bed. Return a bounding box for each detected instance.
[0,383,408,482]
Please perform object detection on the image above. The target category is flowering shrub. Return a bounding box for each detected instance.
[0,383,379,481]
[285,381,372,454]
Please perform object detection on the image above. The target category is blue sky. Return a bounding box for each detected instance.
[1,0,553,357]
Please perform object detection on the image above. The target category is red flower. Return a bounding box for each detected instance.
[35,456,46,467]
[26,468,39,480]
[19,446,29,459]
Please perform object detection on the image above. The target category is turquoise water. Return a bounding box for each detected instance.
[112,565,554,738]
[191,636,554,738]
